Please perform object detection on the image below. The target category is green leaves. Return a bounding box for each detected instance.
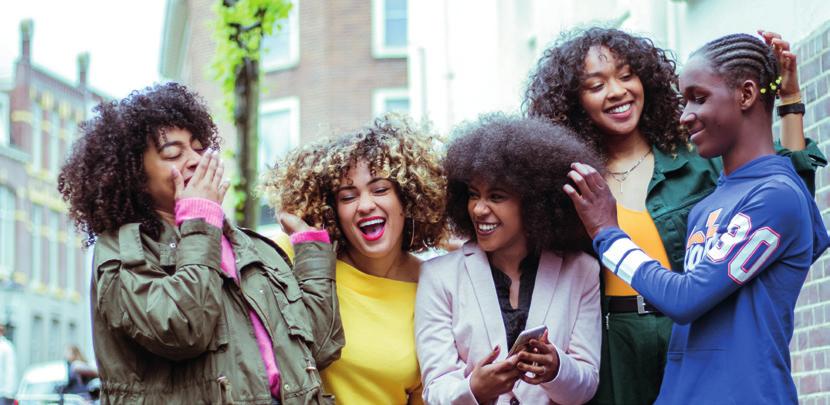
[211,0,292,120]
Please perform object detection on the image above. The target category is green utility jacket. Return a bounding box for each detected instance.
[647,139,826,273]
[91,218,343,404]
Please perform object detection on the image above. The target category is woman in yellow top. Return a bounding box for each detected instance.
[263,114,448,404]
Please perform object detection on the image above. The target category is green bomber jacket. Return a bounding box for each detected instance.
[91,218,343,404]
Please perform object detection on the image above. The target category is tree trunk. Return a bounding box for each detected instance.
[233,57,260,228]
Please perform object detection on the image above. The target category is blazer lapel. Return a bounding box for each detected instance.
[525,250,563,329]
[462,242,508,352]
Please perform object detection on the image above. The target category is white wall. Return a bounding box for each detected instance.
[410,0,830,135]
[409,0,680,133]
[676,0,830,63]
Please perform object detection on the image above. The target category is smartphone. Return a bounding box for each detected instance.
[508,325,548,356]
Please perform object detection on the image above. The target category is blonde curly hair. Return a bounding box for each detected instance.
[262,113,448,254]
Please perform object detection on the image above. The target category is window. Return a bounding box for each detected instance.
[31,103,42,170]
[372,88,410,117]
[261,2,300,72]
[49,318,61,359]
[67,224,77,294]
[257,97,300,230]
[48,210,59,289]
[49,112,60,173]
[31,204,42,285]
[0,93,9,146]
[0,186,14,277]
[372,0,407,58]
[31,315,44,363]
[258,98,300,173]
[67,322,78,347]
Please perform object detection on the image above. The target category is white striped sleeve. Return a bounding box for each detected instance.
[600,237,654,284]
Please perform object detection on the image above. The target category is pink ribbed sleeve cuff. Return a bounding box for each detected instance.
[174,198,224,229]
[289,229,331,245]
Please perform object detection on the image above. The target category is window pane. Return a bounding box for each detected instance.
[258,110,292,172]
[32,204,42,283]
[262,28,291,67]
[50,113,60,173]
[0,187,14,274]
[384,0,407,48]
[384,97,410,114]
[258,107,294,227]
[32,104,42,169]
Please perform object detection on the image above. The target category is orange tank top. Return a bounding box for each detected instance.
[604,203,672,296]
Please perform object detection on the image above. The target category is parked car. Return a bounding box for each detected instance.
[14,361,98,405]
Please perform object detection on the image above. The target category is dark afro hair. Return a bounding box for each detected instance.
[58,82,219,245]
[524,26,686,157]
[444,113,603,253]
[691,33,779,113]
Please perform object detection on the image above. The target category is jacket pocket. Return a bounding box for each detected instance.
[266,268,315,344]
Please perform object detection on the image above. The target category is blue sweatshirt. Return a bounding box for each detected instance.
[594,155,829,404]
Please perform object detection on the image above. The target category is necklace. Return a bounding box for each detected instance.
[608,149,652,193]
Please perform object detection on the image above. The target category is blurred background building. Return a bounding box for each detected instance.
[159,0,411,233]
[0,20,104,380]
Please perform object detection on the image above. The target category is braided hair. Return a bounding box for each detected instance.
[691,33,779,112]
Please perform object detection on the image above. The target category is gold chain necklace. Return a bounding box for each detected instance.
[608,149,652,194]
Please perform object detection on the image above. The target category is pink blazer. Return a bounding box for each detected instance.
[415,242,601,405]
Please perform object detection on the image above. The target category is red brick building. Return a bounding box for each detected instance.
[159,0,410,231]
[0,20,105,377]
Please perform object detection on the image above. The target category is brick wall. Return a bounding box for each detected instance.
[261,0,407,142]
[788,20,830,405]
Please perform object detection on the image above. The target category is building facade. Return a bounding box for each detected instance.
[159,0,410,233]
[0,20,104,383]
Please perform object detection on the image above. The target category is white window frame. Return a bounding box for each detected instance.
[32,103,42,169]
[257,97,300,235]
[0,93,9,147]
[372,0,408,58]
[372,87,410,117]
[0,186,14,277]
[258,97,300,168]
[261,1,300,72]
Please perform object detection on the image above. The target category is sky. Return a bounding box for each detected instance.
[0,0,167,98]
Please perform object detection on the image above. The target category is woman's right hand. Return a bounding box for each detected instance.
[469,345,522,403]
[172,149,229,204]
[278,211,315,234]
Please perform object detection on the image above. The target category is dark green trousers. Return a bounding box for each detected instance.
[588,298,673,405]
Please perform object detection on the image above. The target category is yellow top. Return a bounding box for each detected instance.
[604,204,672,296]
[276,234,424,405]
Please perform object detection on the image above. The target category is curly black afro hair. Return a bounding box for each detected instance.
[58,82,219,245]
[445,113,603,253]
[524,26,686,156]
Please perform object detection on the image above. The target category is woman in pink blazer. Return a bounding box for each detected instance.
[416,114,603,405]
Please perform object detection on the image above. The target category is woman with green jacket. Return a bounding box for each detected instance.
[58,83,343,405]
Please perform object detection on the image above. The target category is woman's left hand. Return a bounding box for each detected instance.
[516,330,560,384]
[758,30,799,99]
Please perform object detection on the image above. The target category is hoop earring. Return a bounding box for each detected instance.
[408,217,416,250]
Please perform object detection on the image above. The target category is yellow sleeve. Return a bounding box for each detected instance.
[273,231,296,263]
